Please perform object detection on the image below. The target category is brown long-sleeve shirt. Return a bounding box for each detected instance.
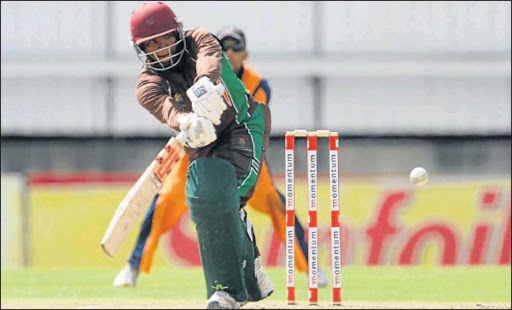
[135,27,271,162]
[135,27,224,132]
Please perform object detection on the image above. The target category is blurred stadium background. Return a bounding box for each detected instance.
[1,1,510,307]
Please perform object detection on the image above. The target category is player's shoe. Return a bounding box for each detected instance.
[254,257,274,299]
[318,266,328,288]
[207,291,241,309]
[113,263,139,287]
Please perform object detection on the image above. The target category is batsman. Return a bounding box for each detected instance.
[114,26,329,292]
[128,2,271,308]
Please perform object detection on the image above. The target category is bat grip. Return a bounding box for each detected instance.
[176,130,188,145]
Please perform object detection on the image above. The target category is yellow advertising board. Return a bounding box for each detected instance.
[21,175,511,268]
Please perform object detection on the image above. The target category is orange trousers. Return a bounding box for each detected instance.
[139,155,308,273]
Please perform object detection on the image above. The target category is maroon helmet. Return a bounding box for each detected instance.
[130,2,187,71]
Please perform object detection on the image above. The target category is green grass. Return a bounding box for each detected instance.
[1,266,510,303]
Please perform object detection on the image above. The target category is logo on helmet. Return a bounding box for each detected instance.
[145,18,155,26]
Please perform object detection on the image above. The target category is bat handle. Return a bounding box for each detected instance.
[176,130,188,145]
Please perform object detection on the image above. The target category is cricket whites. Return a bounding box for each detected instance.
[101,131,188,257]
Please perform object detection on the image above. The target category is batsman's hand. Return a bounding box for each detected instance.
[178,113,217,148]
[186,76,227,126]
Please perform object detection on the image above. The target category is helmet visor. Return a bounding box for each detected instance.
[134,30,186,71]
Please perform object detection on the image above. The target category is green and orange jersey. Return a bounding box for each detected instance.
[237,62,272,106]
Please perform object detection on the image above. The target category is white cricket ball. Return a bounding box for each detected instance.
[410,167,428,186]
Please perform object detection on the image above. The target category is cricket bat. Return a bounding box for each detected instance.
[101,131,188,257]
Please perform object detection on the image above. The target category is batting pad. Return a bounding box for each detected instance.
[186,158,262,303]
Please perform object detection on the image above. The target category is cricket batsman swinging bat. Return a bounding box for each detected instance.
[101,131,188,257]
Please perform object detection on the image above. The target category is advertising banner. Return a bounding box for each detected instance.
[18,173,510,268]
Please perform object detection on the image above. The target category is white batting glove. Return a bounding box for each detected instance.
[177,113,217,148]
[186,76,227,126]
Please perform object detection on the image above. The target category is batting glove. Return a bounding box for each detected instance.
[177,113,217,148]
[186,76,227,126]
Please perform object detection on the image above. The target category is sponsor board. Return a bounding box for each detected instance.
[8,174,510,268]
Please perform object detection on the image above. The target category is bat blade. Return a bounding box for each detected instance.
[101,132,187,257]
[101,164,160,257]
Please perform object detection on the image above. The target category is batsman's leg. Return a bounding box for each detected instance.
[186,157,262,305]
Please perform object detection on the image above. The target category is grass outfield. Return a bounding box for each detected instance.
[1,266,510,308]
